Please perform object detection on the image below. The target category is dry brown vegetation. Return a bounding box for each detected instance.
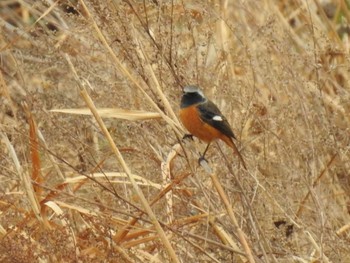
[1,0,350,262]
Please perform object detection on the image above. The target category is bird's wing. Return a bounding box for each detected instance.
[197,100,236,139]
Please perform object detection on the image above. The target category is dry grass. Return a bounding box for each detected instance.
[1,0,350,262]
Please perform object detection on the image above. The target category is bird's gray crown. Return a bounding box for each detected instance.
[183,85,205,98]
[181,85,206,108]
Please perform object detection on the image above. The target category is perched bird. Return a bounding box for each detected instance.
[179,85,246,169]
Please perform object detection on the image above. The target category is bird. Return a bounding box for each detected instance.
[179,85,247,169]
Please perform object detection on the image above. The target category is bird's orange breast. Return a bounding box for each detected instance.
[179,105,223,143]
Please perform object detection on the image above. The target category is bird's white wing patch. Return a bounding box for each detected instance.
[212,115,223,121]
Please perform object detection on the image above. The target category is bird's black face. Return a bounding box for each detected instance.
[181,89,206,108]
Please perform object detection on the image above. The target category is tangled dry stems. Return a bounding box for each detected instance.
[1,1,350,262]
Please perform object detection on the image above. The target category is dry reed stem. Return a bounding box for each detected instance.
[64,50,179,261]
[66,172,162,189]
[296,153,337,218]
[272,4,306,50]
[222,155,274,262]
[183,231,245,255]
[207,167,255,263]
[2,1,350,261]
[312,0,342,46]
[78,0,182,136]
[1,133,43,223]
[0,224,6,238]
[114,217,142,244]
[54,200,97,216]
[219,0,236,86]
[182,184,246,260]
[0,71,18,124]
[79,88,180,263]
[135,249,165,263]
[123,234,158,249]
[161,143,180,224]
[24,104,43,196]
[37,130,68,183]
[113,146,191,245]
[336,222,350,235]
[171,213,208,227]
[134,29,182,127]
[44,200,64,217]
[122,228,154,242]
[216,225,252,261]
[305,231,331,263]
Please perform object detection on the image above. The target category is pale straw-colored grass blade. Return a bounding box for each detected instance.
[161,143,181,224]
[0,224,6,237]
[65,172,162,189]
[50,108,162,121]
[1,133,43,223]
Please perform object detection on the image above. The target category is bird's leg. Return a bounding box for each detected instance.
[198,143,211,164]
[202,143,211,157]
